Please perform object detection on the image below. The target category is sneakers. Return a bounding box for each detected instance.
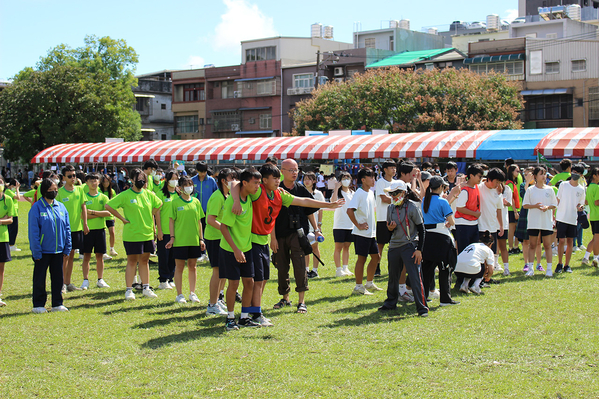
[102,253,113,261]
[188,292,200,303]
[51,305,69,312]
[479,281,491,288]
[429,289,440,299]
[525,269,535,277]
[238,317,261,328]
[307,270,319,279]
[493,264,504,272]
[235,292,242,303]
[206,304,227,316]
[342,267,354,276]
[364,282,383,291]
[536,264,545,272]
[582,258,591,266]
[399,292,415,302]
[523,264,530,273]
[198,254,209,263]
[439,300,460,306]
[555,263,564,274]
[564,265,573,273]
[168,281,175,288]
[253,313,274,327]
[352,286,373,295]
[225,318,239,331]
[217,299,227,311]
[503,269,511,276]
[142,288,157,298]
[96,279,110,288]
[0,298,6,307]
[32,307,47,314]
[81,279,90,290]
[175,294,187,303]
[109,248,118,257]
[336,269,347,277]
[580,245,587,250]
[374,265,381,277]
[9,245,21,252]
[66,283,82,292]
[61,284,67,294]
[459,282,469,294]
[592,259,599,268]
[469,285,482,295]
[545,269,553,277]
[125,290,136,300]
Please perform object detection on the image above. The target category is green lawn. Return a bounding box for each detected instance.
[1,202,598,398]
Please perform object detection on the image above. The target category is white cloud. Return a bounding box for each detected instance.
[212,0,278,50]
[183,55,206,69]
[504,9,519,22]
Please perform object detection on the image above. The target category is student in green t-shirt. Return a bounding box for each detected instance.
[155,170,179,290]
[142,159,158,193]
[550,159,572,186]
[106,168,162,301]
[100,175,118,257]
[57,165,89,293]
[583,167,599,266]
[5,179,21,252]
[80,173,112,290]
[0,177,16,307]
[165,176,205,304]
[220,168,261,331]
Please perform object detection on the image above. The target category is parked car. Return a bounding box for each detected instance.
[468,21,487,29]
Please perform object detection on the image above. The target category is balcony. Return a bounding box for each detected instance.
[286,87,314,96]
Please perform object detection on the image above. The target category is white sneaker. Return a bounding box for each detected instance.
[206,304,227,315]
[429,289,440,299]
[81,279,89,290]
[574,246,581,252]
[217,299,227,311]
[157,282,172,290]
[364,282,383,291]
[469,285,482,295]
[189,292,200,303]
[552,248,558,255]
[198,254,209,262]
[175,294,187,303]
[459,282,469,294]
[503,269,511,277]
[9,245,21,252]
[125,290,136,300]
[143,288,158,298]
[149,253,157,258]
[582,258,591,266]
[342,267,354,276]
[352,286,373,295]
[169,281,176,288]
[525,269,535,277]
[109,248,118,257]
[580,245,587,250]
[103,253,113,261]
[96,279,110,288]
[32,307,47,313]
[545,269,553,277]
[66,283,82,292]
[254,314,274,327]
[0,298,6,306]
[51,305,69,312]
[335,269,346,277]
[593,259,599,268]
[61,284,67,294]
[494,262,503,271]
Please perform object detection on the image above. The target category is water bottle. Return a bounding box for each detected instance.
[307,232,325,245]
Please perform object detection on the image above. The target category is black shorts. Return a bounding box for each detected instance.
[106,219,115,228]
[219,249,254,280]
[82,229,106,254]
[479,231,498,253]
[333,229,354,243]
[592,221,599,235]
[251,243,270,282]
[556,221,577,239]
[0,242,11,263]
[173,245,202,260]
[204,239,221,268]
[527,229,553,238]
[376,221,392,245]
[71,230,84,251]
[353,235,379,257]
[497,230,508,240]
[123,240,155,256]
[508,210,517,224]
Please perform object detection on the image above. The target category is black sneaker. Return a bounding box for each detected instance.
[439,300,460,306]
[486,278,501,284]
[218,292,224,301]
[480,282,491,288]
[238,317,261,328]
[555,263,564,273]
[132,283,143,291]
[508,248,515,255]
[225,318,239,331]
[235,292,242,303]
[307,270,318,279]
[374,264,381,277]
[564,265,573,273]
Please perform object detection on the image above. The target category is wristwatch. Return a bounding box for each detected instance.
[314,228,321,233]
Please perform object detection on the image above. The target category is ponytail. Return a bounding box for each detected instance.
[480,230,494,246]
[423,185,433,213]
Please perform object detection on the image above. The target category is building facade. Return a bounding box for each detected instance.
[133,71,175,141]
[171,69,206,140]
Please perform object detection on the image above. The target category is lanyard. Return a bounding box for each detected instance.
[395,205,410,238]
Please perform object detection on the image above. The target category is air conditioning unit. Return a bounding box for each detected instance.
[334,77,344,83]
[300,87,314,94]
[231,124,240,131]
[249,118,255,124]
[334,67,344,76]
[287,88,299,95]
[233,91,240,98]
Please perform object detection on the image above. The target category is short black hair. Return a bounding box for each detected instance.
[143,160,158,170]
[265,156,278,165]
[421,161,432,170]
[239,167,261,183]
[130,168,145,181]
[533,166,547,176]
[466,164,484,179]
[85,172,100,181]
[572,163,585,174]
[40,178,56,198]
[397,160,415,176]
[445,161,457,171]
[62,165,75,175]
[504,158,514,167]
[196,162,208,173]
[479,230,494,246]
[259,163,280,180]
[559,159,572,172]
[486,168,506,182]
[382,160,396,170]
[179,176,193,187]
[357,167,374,183]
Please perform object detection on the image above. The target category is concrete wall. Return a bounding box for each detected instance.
[526,38,599,81]
[452,31,510,53]
[354,28,446,53]
[511,18,598,39]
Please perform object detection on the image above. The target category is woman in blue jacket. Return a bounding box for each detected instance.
[29,179,72,313]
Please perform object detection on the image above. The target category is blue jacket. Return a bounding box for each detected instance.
[191,174,217,212]
[28,198,72,259]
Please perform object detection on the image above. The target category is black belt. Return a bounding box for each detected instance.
[424,224,437,229]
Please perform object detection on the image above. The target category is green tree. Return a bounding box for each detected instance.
[291,67,523,135]
[0,35,141,164]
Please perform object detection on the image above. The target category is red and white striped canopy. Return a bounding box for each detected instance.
[30,130,504,164]
[535,127,599,158]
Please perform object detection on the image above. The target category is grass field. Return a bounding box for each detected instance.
[1,201,599,398]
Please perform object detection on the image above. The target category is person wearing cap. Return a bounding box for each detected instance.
[378,180,428,316]
[421,176,459,306]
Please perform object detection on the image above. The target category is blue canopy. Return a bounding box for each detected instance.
[475,129,554,160]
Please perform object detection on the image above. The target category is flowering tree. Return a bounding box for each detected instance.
[291,67,523,135]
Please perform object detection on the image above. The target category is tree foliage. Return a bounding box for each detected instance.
[0,35,141,164]
[291,67,524,135]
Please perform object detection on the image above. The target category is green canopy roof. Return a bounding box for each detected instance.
[366,48,455,68]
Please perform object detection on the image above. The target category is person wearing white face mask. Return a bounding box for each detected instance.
[191,162,218,263]
[331,172,355,277]
[155,170,180,289]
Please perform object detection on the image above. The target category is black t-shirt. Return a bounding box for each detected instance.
[275,181,316,238]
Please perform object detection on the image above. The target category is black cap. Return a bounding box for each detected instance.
[429,176,447,189]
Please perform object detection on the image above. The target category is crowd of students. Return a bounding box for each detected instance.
[0,156,596,329]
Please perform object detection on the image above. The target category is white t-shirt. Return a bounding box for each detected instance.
[347,187,376,238]
[556,182,585,225]
[327,178,337,190]
[478,183,503,233]
[333,189,355,230]
[502,185,512,231]
[455,243,495,275]
[523,185,558,231]
[309,189,326,233]
[454,187,479,226]
[316,174,325,189]
[375,176,398,222]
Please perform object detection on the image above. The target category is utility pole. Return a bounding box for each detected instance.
[315,50,320,89]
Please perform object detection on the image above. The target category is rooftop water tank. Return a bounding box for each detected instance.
[567,4,581,21]
[486,14,500,31]
[399,19,410,30]
[427,27,438,35]
[311,23,323,38]
[323,25,334,39]
[390,20,400,28]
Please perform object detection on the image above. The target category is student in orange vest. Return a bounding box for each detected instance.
[453,164,484,253]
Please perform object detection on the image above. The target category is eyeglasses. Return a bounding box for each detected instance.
[282,169,298,173]
[66,174,76,178]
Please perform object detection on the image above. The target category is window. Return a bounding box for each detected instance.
[546,33,558,39]
[260,114,272,129]
[135,97,148,113]
[257,80,276,95]
[365,38,376,49]
[161,103,166,110]
[589,87,599,120]
[572,59,586,72]
[469,61,524,76]
[221,81,235,99]
[199,118,204,125]
[176,116,198,133]
[293,74,314,88]
[545,62,559,74]
[212,112,241,132]
[161,134,167,140]
[525,95,573,121]
[246,46,276,62]
[176,83,204,102]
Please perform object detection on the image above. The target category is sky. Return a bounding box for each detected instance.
[0,0,519,80]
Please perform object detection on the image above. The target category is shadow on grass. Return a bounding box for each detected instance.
[132,311,207,329]
[68,298,126,310]
[140,319,225,349]
[4,293,32,301]
[321,304,439,328]
[151,306,200,316]
[0,310,33,319]
[103,302,173,315]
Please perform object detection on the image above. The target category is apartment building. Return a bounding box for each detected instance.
[132,70,175,141]
[171,69,207,140]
